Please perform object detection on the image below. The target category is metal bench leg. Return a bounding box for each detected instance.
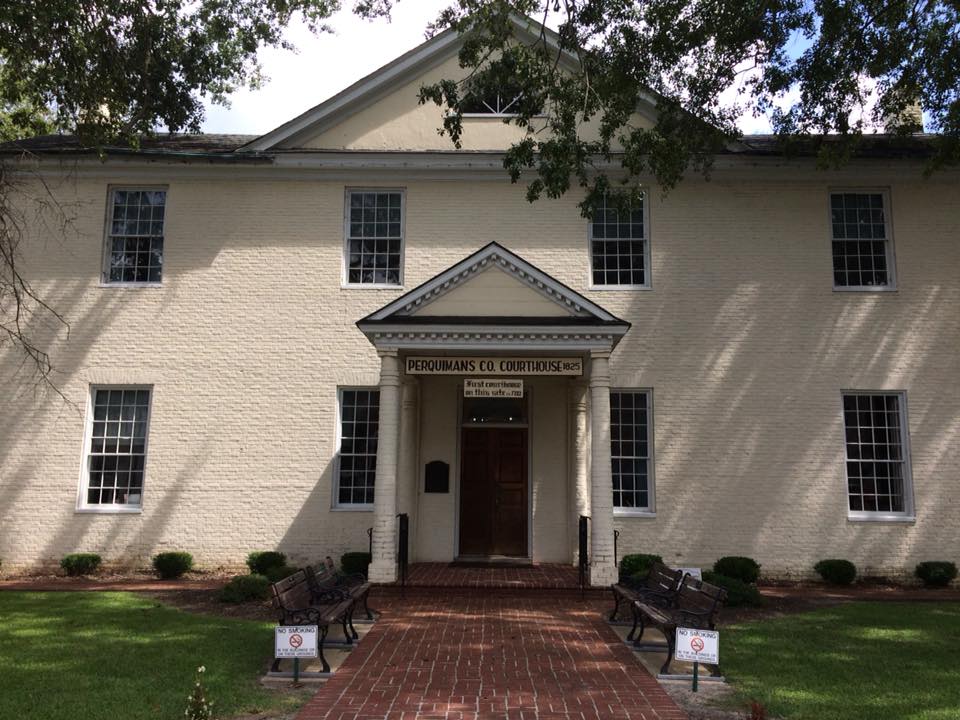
[347,607,359,640]
[609,588,622,621]
[318,625,331,674]
[362,591,375,620]
[340,615,353,645]
[270,657,282,673]
[626,603,641,642]
[659,628,676,676]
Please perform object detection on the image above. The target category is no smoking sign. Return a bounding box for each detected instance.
[675,627,719,665]
[275,625,318,659]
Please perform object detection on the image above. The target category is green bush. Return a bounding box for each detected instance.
[620,553,663,581]
[341,552,372,577]
[814,559,857,585]
[245,551,286,576]
[60,553,102,577]
[702,571,764,607]
[713,556,761,584]
[915,561,957,588]
[264,565,299,583]
[152,551,194,579]
[219,574,270,603]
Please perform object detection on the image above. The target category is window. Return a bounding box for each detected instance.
[104,188,166,284]
[842,392,913,518]
[589,196,649,287]
[81,387,151,510]
[830,191,894,289]
[611,390,653,512]
[336,389,380,507]
[344,190,403,285]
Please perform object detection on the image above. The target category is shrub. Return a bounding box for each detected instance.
[218,574,270,603]
[245,551,286,576]
[619,554,663,581]
[915,561,958,588]
[60,553,102,577]
[702,571,764,607]
[341,552,372,577]
[814,559,857,585]
[713,556,761,584]
[152,551,194,579]
[264,565,299,583]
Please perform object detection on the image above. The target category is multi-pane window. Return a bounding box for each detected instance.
[105,189,166,283]
[610,390,653,511]
[590,197,648,287]
[842,392,911,515]
[83,388,151,508]
[831,192,893,288]
[345,190,403,285]
[336,389,380,506]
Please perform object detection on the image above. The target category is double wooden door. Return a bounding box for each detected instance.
[458,427,528,557]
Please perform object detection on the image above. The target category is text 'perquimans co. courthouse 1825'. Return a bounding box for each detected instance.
[1,17,958,584]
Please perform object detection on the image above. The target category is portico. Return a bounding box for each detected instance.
[356,243,630,586]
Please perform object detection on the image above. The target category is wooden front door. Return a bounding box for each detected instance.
[459,427,528,557]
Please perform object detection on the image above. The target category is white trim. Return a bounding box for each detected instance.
[610,388,655,514]
[341,187,407,288]
[75,384,153,514]
[587,194,653,291]
[101,185,168,286]
[333,386,380,510]
[840,389,915,521]
[828,188,897,291]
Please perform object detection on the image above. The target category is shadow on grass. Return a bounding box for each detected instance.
[0,592,310,720]
[723,602,960,720]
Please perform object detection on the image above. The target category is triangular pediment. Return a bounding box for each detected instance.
[360,242,626,325]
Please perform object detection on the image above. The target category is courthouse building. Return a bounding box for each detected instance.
[1,18,958,584]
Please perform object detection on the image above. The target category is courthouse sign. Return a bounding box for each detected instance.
[406,356,583,376]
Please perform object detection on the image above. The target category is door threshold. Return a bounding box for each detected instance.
[451,555,534,568]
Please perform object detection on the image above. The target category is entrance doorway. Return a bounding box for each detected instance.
[459,427,528,557]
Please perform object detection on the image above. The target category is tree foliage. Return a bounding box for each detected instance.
[416,0,960,213]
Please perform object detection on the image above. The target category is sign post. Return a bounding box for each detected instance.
[674,627,719,692]
[275,626,318,684]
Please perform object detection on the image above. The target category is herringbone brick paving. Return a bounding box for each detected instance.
[297,590,685,720]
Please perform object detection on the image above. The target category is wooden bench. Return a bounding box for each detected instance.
[609,562,685,640]
[306,557,375,621]
[632,575,726,676]
[269,570,355,674]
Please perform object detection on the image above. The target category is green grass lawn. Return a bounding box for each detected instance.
[724,601,960,720]
[0,592,309,720]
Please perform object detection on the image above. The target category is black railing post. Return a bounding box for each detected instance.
[613,529,620,569]
[396,513,409,593]
[366,527,373,565]
[578,515,590,598]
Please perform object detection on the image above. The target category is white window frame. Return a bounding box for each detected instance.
[829,188,897,292]
[342,187,406,289]
[100,185,168,288]
[76,385,153,514]
[587,195,652,291]
[611,388,656,517]
[841,390,915,522]
[332,386,379,511]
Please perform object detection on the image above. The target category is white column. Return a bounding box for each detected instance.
[589,351,618,586]
[570,380,590,566]
[369,351,401,583]
[397,378,419,551]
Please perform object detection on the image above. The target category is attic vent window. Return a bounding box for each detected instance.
[461,91,523,115]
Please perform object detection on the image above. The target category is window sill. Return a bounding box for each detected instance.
[75,506,143,515]
[331,505,374,512]
[613,509,656,518]
[833,285,897,293]
[847,512,915,523]
[589,285,652,292]
[97,283,163,289]
[341,284,404,291]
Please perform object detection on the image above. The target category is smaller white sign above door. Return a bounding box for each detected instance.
[464,379,524,398]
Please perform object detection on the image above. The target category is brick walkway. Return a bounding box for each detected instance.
[404,563,581,590]
[297,590,685,720]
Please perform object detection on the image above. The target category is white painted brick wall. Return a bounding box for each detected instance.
[0,167,957,579]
